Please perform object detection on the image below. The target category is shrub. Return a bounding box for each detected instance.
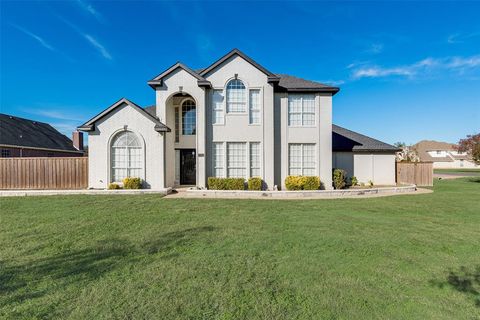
[368,180,374,187]
[123,177,142,189]
[108,183,121,190]
[350,176,358,187]
[208,177,245,190]
[333,169,347,189]
[303,176,320,190]
[248,177,263,191]
[285,176,304,190]
[285,176,320,191]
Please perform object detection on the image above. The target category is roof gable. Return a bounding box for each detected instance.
[77,98,170,132]
[199,48,280,82]
[0,113,80,152]
[148,62,211,89]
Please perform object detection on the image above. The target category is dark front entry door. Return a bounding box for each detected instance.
[180,149,196,185]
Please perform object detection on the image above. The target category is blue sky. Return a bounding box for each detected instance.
[1,1,479,145]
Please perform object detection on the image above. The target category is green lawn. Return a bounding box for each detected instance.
[434,168,480,176]
[1,178,479,319]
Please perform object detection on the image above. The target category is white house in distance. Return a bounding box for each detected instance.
[413,140,479,169]
[78,49,399,190]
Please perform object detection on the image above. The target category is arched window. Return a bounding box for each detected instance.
[182,99,196,135]
[226,79,246,113]
[111,131,143,182]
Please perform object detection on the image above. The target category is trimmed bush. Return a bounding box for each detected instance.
[123,177,142,189]
[333,169,347,190]
[108,183,121,190]
[303,176,320,190]
[208,177,245,190]
[350,176,358,187]
[248,177,263,191]
[285,176,304,190]
[285,176,320,191]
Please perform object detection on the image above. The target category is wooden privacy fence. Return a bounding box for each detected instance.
[0,157,88,190]
[396,162,433,186]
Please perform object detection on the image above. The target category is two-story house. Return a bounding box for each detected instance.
[78,49,399,190]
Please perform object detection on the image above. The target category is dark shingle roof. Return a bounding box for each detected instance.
[276,74,339,94]
[0,113,79,151]
[332,124,399,152]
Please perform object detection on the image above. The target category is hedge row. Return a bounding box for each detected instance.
[284,176,321,190]
[207,177,264,191]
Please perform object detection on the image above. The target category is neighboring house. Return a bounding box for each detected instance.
[78,49,399,190]
[0,113,84,157]
[413,140,479,169]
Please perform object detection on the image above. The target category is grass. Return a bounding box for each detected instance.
[434,168,480,176]
[1,178,479,319]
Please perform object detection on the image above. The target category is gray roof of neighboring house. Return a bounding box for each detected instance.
[332,124,400,153]
[0,113,80,152]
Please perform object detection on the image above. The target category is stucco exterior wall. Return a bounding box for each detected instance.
[87,103,165,189]
[155,68,206,188]
[204,55,275,189]
[353,153,396,185]
[278,93,333,190]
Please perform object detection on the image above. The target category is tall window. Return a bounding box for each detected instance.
[250,142,261,177]
[182,100,196,135]
[227,142,246,178]
[288,94,315,126]
[111,131,143,182]
[249,89,261,124]
[1,149,11,158]
[212,90,224,124]
[226,79,246,113]
[212,142,224,177]
[174,106,180,142]
[288,144,316,176]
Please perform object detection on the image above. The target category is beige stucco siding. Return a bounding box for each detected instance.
[87,103,165,189]
[204,55,275,189]
[353,153,396,185]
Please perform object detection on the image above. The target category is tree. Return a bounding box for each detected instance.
[457,133,480,164]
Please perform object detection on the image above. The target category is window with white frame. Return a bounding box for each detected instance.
[250,142,261,177]
[226,79,246,113]
[111,131,143,182]
[212,90,224,124]
[288,94,315,126]
[182,99,196,135]
[227,142,246,178]
[288,144,316,176]
[212,142,224,177]
[249,89,261,124]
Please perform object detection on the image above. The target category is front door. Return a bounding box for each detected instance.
[180,149,196,185]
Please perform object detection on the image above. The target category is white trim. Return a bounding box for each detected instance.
[107,129,146,183]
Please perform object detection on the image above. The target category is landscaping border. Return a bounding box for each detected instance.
[185,185,418,199]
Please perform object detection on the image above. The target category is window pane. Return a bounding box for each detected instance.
[175,107,180,142]
[288,144,302,175]
[213,142,224,177]
[226,80,246,113]
[182,100,196,135]
[249,89,261,124]
[302,95,315,126]
[250,142,261,177]
[227,142,246,178]
[288,95,302,126]
[212,90,224,125]
[110,131,143,182]
[302,144,316,176]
